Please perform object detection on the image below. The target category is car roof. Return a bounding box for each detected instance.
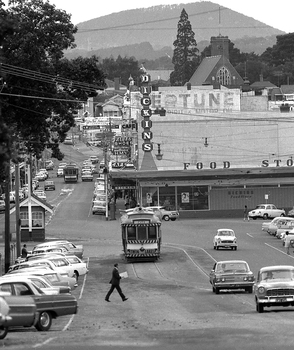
[217,228,234,231]
[216,260,248,265]
[259,265,294,272]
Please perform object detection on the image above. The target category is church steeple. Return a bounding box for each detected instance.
[210,35,230,58]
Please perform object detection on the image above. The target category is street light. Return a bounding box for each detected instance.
[154,143,163,161]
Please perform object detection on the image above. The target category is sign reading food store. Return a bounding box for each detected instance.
[140,73,153,153]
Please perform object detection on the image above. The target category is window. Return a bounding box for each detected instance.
[127,226,136,239]
[216,66,231,85]
[148,226,157,239]
[20,211,43,228]
[137,226,147,240]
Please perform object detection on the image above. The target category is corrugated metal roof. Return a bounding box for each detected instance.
[189,56,221,86]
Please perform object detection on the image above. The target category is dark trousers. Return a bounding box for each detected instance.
[105,284,125,300]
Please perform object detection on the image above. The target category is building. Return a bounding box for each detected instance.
[109,36,294,218]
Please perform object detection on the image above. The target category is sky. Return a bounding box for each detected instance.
[45,0,293,33]
[1,0,293,33]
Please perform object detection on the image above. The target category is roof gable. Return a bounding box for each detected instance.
[10,194,54,214]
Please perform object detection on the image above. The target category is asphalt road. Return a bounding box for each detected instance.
[2,142,294,349]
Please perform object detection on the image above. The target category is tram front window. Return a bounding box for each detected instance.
[148,227,156,239]
[138,226,147,240]
[127,227,136,239]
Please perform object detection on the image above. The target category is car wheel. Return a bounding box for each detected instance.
[215,287,220,294]
[213,245,216,250]
[280,213,285,217]
[247,286,253,293]
[0,326,8,339]
[35,311,52,331]
[235,247,237,251]
[252,217,257,220]
[163,215,170,221]
[263,213,269,220]
[256,302,264,313]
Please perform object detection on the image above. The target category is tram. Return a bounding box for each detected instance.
[120,207,162,262]
[63,164,79,183]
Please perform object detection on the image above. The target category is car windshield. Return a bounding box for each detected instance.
[218,231,234,236]
[216,262,248,273]
[261,269,294,281]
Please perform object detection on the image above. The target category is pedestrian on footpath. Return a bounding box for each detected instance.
[21,244,28,258]
[243,205,249,221]
[284,231,293,255]
[105,263,128,302]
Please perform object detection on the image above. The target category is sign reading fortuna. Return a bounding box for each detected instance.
[140,72,153,152]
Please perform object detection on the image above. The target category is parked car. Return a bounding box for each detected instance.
[254,265,294,313]
[33,190,46,200]
[89,155,99,164]
[8,258,76,279]
[213,229,237,250]
[8,267,77,291]
[81,171,93,182]
[147,206,179,221]
[274,217,294,238]
[263,217,282,235]
[0,276,78,331]
[1,273,69,295]
[248,204,286,220]
[0,292,36,338]
[92,200,106,215]
[32,240,84,259]
[0,199,5,212]
[44,180,55,191]
[209,260,255,294]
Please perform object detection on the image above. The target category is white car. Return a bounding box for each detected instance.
[262,217,281,234]
[81,171,93,181]
[33,190,46,201]
[213,229,237,250]
[147,206,179,221]
[248,204,286,220]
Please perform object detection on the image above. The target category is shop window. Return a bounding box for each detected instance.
[158,186,176,210]
[177,186,209,211]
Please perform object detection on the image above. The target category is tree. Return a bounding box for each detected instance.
[170,8,199,86]
[0,0,106,162]
[100,55,140,87]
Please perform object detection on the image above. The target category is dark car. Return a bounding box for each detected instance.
[0,293,37,339]
[209,260,255,294]
[44,180,55,191]
[0,276,78,331]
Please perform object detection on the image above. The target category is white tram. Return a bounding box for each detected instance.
[120,207,162,261]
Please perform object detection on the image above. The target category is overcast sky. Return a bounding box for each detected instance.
[2,0,293,33]
[45,0,293,33]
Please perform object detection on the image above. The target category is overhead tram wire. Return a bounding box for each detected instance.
[0,63,104,93]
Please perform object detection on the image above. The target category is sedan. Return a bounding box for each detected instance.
[8,267,77,291]
[147,206,179,221]
[44,180,55,191]
[248,204,286,220]
[0,276,78,331]
[0,292,36,339]
[213,228,237,250]
[254,265,294,313]
[209,260,255,294]
[32,240,84,259]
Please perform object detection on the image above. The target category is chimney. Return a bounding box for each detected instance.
[114,77,120,91]
[210,35,230,58]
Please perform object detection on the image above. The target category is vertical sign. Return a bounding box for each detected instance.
[140,73,153,152]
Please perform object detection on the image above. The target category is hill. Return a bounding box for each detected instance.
[65,1,284,61]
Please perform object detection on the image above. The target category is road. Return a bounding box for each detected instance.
[1,142,294,349]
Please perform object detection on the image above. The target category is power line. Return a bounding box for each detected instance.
[0,63,104,92]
